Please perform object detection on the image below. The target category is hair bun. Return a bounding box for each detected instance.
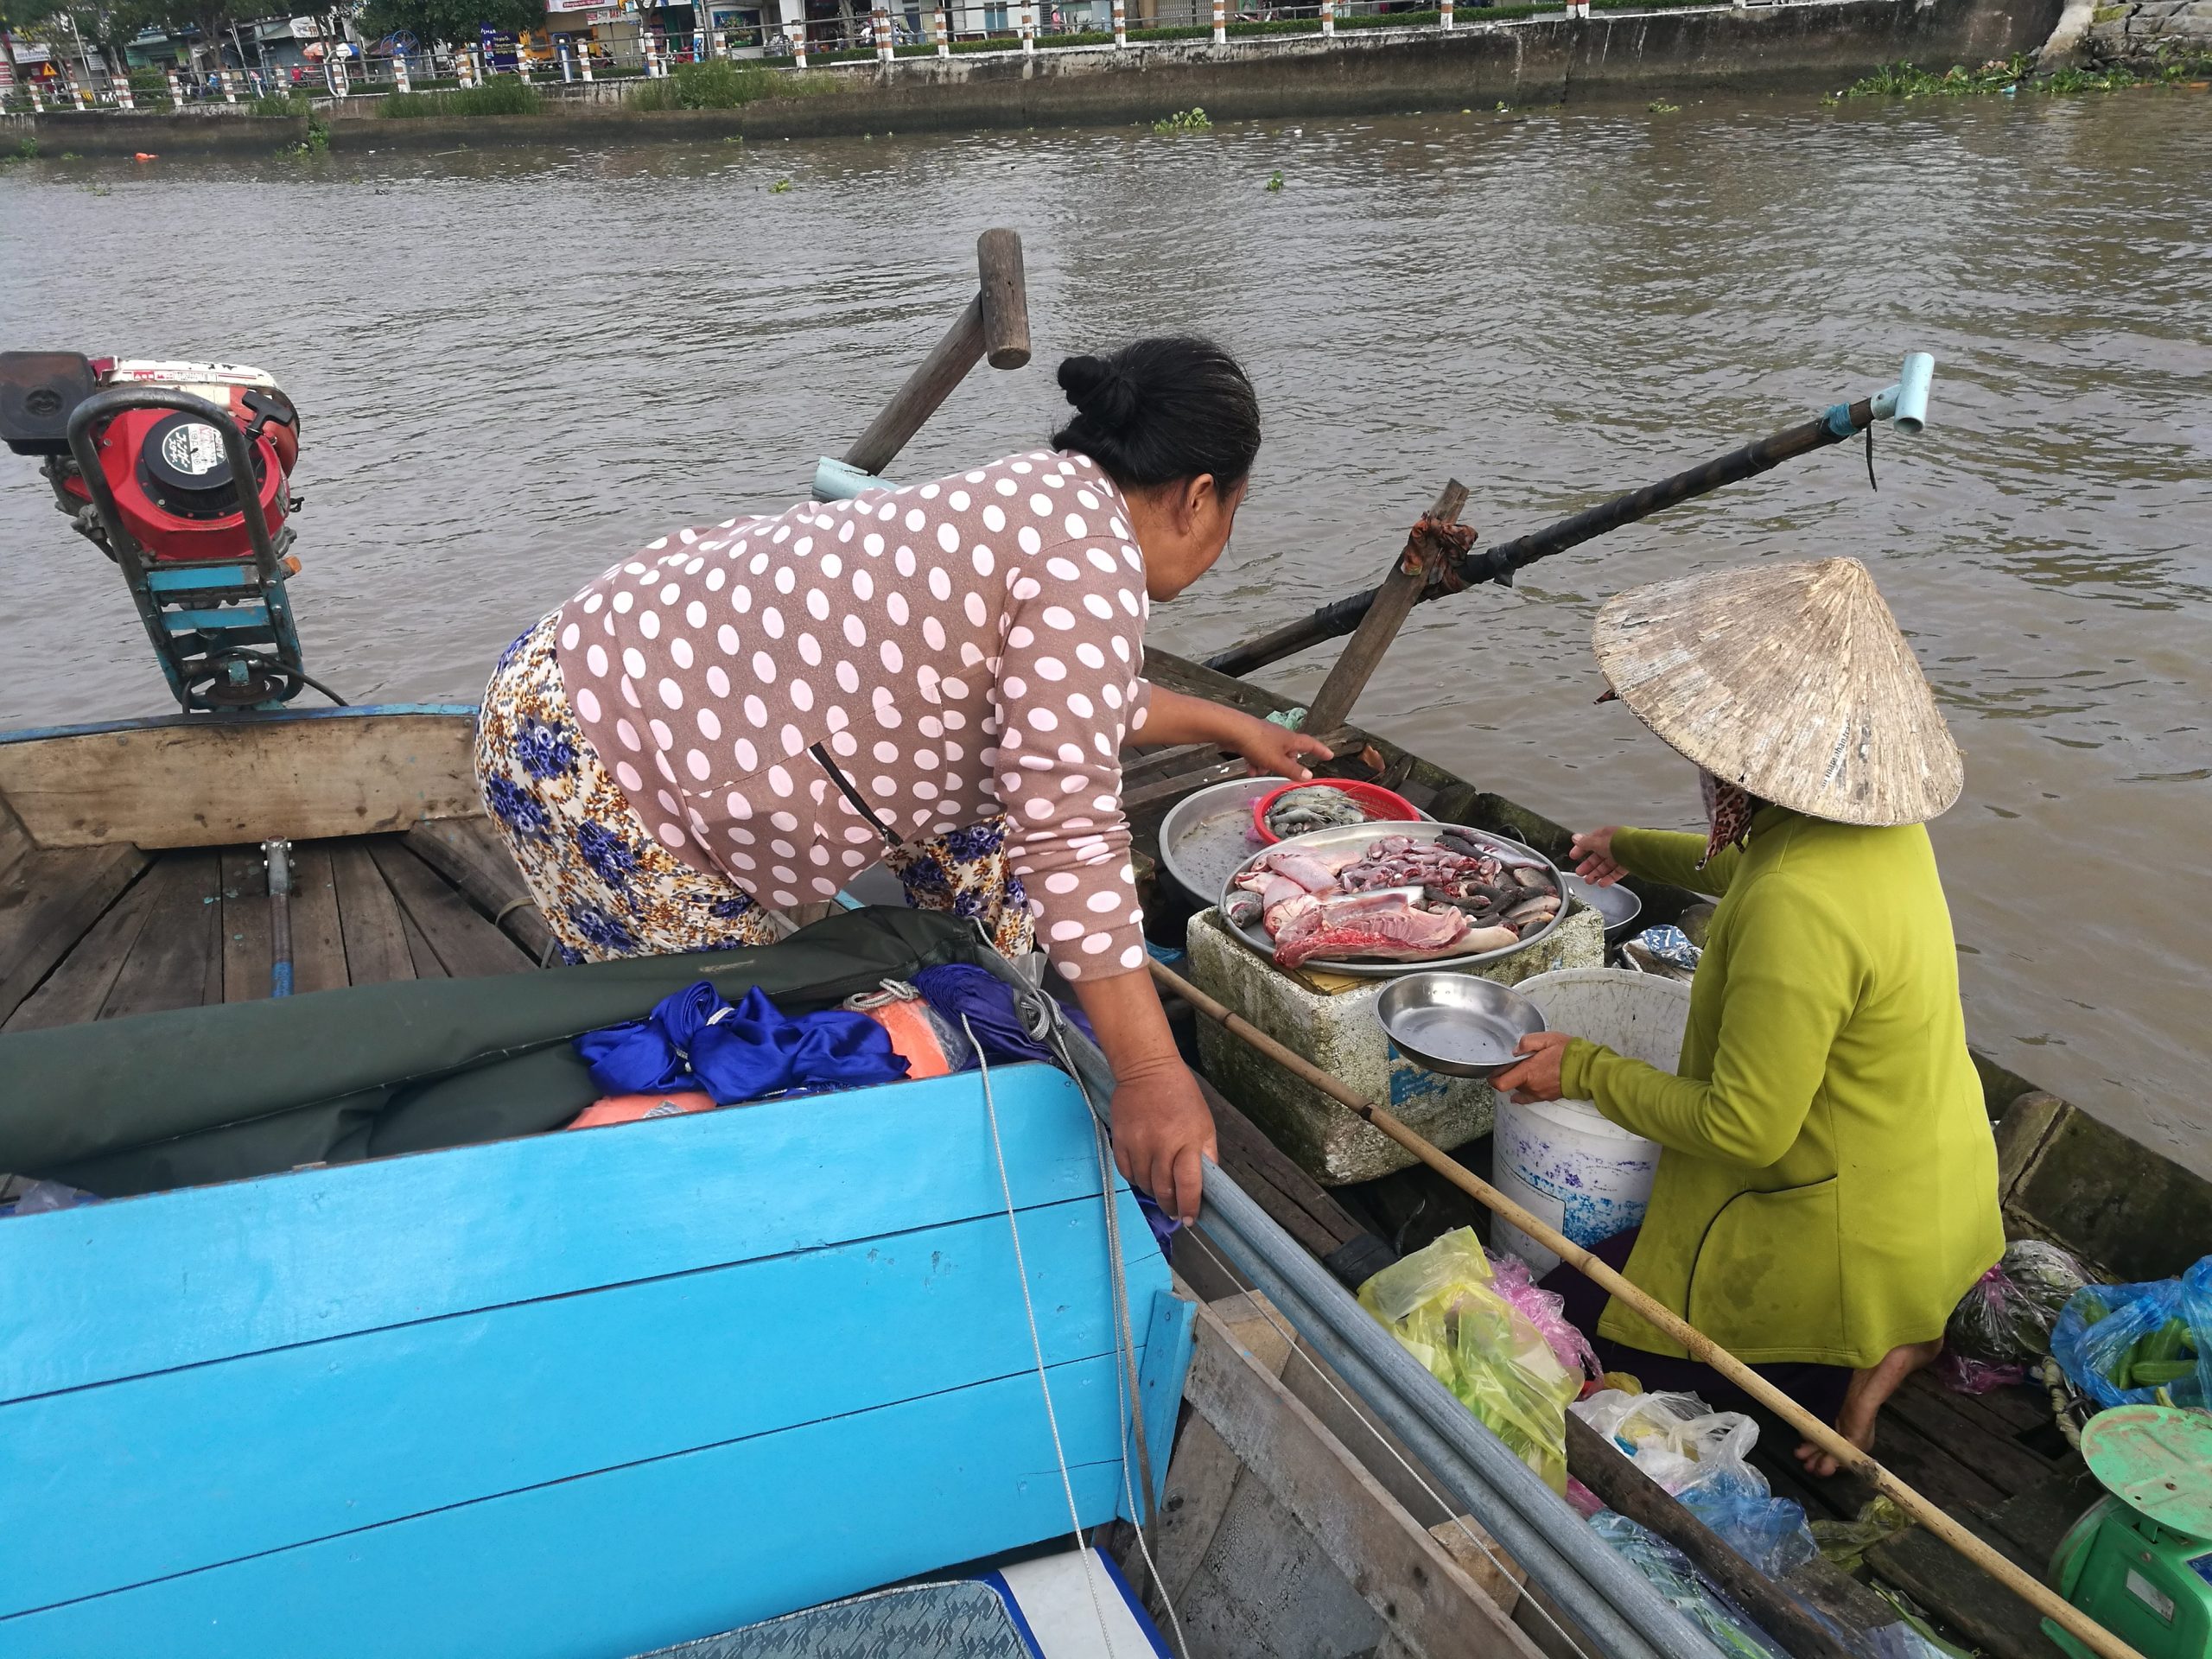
[1058,353,1141,433]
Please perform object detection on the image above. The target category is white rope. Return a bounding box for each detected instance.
[1179,1223,1600,1659]
[968,1019,1120,1655]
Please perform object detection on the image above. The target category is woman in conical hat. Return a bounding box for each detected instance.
[1495,557,2002,1476]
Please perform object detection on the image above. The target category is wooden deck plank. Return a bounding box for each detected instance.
[99,852,224,1021]
[1884,1375,2058,1499]
[286,843,350,996]
[0,842,150,1025]
[400,910,448,980]
[2,866,162,1032]
[1980,1462,2101,1568]
[401,817,555,964]
[219,846,273,1005]
[327,841,414,987]
[369,839,531,981]
[1861,1414,2012,1519]
[1866,1522,2064,1659]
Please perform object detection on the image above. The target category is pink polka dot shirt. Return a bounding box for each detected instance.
[550,448,1157,981]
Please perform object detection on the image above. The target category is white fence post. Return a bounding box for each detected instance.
[69,73,89,109]
[116,74,136,109]
[1020,3,1034,51]
[874,4,893,58]
[933,6,950,54]
[331,56,350,93]
[790,22,809,63]
[167,69,184,105]
[1112,0,1126,44]
[712,27,728,54]
[1320,0,1333,33]
[1211,0,1225,41]
[1440,0,1453,28]
[580,38,595,76]
[28,80,43,111]
[219,69,236,104]
[393,49,411,89]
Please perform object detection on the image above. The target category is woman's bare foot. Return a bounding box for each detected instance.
[1794,1339,1944,1478]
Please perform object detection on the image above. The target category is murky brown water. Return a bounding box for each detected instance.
[3,89,2208,1169]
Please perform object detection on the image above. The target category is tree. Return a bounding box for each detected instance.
[0,0,62,77]
[356,0,541,48]
[62,0,179,76]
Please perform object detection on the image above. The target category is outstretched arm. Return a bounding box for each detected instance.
[1136,683,1335,781]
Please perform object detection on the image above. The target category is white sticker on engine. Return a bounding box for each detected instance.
[2126,1568,2175,1624]
[161,423,226,478]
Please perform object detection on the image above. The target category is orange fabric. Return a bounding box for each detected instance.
[861,1001,956,1079]
[566,1090,717,1129]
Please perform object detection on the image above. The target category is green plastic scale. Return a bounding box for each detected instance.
[2045,1406,2212,1659]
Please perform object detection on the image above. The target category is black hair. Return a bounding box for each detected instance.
[1051,336,1261,493]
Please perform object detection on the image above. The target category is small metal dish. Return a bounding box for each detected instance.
[1562,873,1643,945]
[1376,974,1548,1079]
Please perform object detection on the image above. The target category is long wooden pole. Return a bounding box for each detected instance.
[1300,480,1468,736]
[1148,957,2145,1659]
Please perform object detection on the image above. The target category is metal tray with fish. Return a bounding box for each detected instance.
[1158,777,1431,910]
[1217,821,1570,978]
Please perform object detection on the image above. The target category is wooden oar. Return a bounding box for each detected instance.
[818,228,1031,497]
[1148,957,2145,1659]
[1205,359,1934,680]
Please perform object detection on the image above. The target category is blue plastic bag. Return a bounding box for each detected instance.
[1680,1486,1819,1581]
[2048,1254,2211,1409]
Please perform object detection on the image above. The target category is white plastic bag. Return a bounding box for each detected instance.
[1570,1389,1763,1497]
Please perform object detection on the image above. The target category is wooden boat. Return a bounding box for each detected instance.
[0,644,2202,1659]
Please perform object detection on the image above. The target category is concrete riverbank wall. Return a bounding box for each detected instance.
[7,0,2064,156]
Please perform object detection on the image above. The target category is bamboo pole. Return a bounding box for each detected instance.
[1148,957,2145,1659]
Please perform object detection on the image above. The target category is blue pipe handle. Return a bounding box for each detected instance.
[1869,352,1936,436]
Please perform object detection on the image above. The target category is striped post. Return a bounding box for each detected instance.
[1020,4,1034,52]
[933,6,950,54]
[791,22,809,63]
[167,69,184,105]
[27,80,42,111]
[712,27,728,54]
[1211,0,1225,40]
[1440,0,1452,27]
[69,73,89,109]
[220,69,238,103]
[393,49,411,90]
[874,5,893,59]
[330,56,350,93]
[579,38,595,77]
[115,74,136,109]
[1320,0,1333,32]
[1112,0,1126,44]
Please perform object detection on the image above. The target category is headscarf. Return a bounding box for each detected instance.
[1697,768,1760,871]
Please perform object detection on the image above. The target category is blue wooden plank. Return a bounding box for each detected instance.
[1122,1289,1198,1522]
[0,703,480,747]
[2,1198,1164,1616]
[143,565,254,592]
[1,1358,1133,1659]
[1,1065,1120,1402]
[159,604,271,632]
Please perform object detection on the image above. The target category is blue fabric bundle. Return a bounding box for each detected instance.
[911,963,1096,1066]
[575,982,907,1105]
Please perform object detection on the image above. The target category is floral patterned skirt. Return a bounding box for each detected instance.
[474,614,1036,964]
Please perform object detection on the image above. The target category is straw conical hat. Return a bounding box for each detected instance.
[1592,557,1962,827]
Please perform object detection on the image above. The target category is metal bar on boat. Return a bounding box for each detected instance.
[1198,1173,1719,1659]
[1203,355,1936,679]
[1152,957,2151,1659]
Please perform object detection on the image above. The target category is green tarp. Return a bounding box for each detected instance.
[0,907,985,1198]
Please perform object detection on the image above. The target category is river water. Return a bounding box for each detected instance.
[3,89,2208,1169]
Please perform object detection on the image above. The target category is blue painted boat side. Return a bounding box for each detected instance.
[0,1063,1185,1657]
[2,1198,1150,1615]
[2,1361,1133,1659]
[0,1065,1109,1401]
[0,702,480,747]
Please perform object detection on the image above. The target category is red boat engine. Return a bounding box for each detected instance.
[0,353,327,711]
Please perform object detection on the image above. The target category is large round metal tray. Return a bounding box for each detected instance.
[1218,820,1569,978]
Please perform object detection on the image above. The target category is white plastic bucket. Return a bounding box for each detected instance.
[1491,969,1691,1276]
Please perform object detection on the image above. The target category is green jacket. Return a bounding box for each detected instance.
[1560,807,2003,1369]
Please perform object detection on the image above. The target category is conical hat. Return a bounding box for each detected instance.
[1591,557,1962,827]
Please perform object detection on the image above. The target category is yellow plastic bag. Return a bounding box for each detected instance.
[1357,1228,1582,1491]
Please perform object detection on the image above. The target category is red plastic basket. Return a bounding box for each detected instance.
[1250,780,1422,846]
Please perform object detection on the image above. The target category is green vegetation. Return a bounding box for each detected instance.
[5,136,35,162]
[285,113,330,154]
[1841,50,2212,99]
[769,175,792,191]
[628,58,832,109]
[1648,97,1679,111]
[1152,104,1211,131]
[1265,168,1284,190]
[354,0,543,48]
[380,76,543,117]
[250,88,312,117]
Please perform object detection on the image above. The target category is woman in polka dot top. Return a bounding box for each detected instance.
[477,337,1329,1218]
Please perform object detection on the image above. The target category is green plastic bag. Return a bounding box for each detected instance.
[1358,1228,1582,1491]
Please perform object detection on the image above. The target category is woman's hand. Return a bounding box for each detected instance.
[1493,1030,1573,1103]
[1571,827,1629,888]
[1223,709,1334,783]
[1110,1056,1218,1223]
